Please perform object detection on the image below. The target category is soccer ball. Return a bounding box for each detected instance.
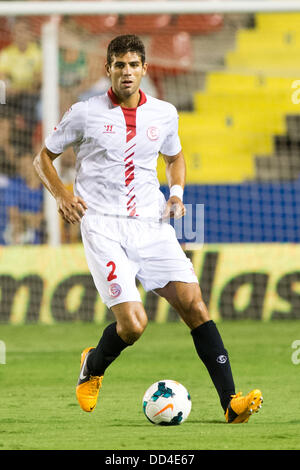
[142,380,192,425]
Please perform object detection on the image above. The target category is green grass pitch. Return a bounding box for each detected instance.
[0,320,299,450]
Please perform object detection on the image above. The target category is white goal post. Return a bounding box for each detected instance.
[1,1,300,245]
[2,1,300,16]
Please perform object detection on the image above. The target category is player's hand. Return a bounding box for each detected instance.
[56,192,88,224]
[162,196,186,220]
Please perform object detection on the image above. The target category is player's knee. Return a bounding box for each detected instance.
[119,312,148,344]
[179,292,210,329]
[189,297,210,325]
[122,323,146,344]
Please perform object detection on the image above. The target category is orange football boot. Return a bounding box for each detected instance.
[225,389,263,423]
[76,347,103,412]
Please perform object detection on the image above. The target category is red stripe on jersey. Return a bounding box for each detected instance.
[125,165,135,178]
[126,186,135,196]
[122,104,137,212]
[122,108,136,143]
[125,143,136,153]
[127,195,136,206]
[125,160,134,169]
[124,152,135,162]
[125,172,135,186]
[127,201,136,211]
[107,87,147,218]
[129,207,137,217]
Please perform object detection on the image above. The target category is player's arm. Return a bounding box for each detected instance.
[33,146,87,224]
[162,150,186,219]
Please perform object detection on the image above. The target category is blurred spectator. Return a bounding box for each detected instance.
[3,153,44,245]
[0,17,42,126]
[32,121,43,157]
[60,47,87,89]
[0,114,17,177]
[0,18,41,92]
[10,112,34,155]
[0,17,12,51]
[59,17,94,112]
[0,111,17,245]
[0,173,9,245]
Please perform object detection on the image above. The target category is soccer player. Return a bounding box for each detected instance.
[34,35,263,423]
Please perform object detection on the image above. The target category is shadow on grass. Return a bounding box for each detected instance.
[107,419,225,427]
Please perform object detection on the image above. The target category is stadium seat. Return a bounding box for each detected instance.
[158,111,272,183]
[175,14,223,34]
[236,29,300,52]
[72,15,119,34]
[27,15,51,36]
[185,57,300,183]
[255,12,300,31]
[119,14,171,34]
[226,50,300,73]
[226,13,300,75]
[0,18,12,50]
[157,147,255,184]
[148,32,193,73]
[205,72,259,93]
[118,13,223,36]
[254,114,300,182]
[191,10,300,184]
[194,93,297,115]
[147,32,193,99]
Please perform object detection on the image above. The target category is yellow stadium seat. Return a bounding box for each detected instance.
[156,151,255,184]
[255,13,300,31]
[236,29,300,52]
[195,92,299,115]
[180,129,273,156]
[178,12,300,184]
[205,72,298,95]
[226,50,300,73]
[205,72,259,92]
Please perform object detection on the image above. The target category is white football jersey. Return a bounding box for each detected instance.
[45,88,182,218]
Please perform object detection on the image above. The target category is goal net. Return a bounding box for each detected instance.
[1,1,300,323]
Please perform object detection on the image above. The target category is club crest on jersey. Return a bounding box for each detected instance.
[147,126,160,141]
[103,124,115,134]
[108,283,122,298]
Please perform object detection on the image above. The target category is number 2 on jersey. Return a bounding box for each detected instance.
[106,261,117,281]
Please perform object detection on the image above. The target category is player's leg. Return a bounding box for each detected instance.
[87,300,148,376]
[137,223,235,413]
[154,281,209,329]
[155,281,263,423]
[138,222,262,422]
[76,301,147,413]
[112,300,148,344]
[76,217,146,412]
[155,281,236,414]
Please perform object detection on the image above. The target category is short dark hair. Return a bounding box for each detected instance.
[107,34,146,65]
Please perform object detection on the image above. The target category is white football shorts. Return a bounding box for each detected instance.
[81,214,199,308]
